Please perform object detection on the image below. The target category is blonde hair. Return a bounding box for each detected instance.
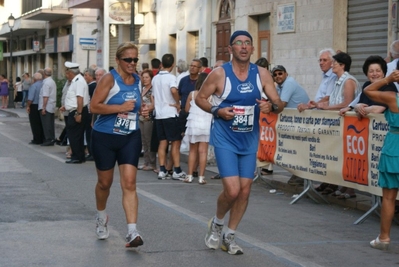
[115,42,138,59]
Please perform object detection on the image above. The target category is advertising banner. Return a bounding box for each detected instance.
[258,109,388,197]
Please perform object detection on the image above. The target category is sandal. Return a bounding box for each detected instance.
[142,166,154,171]
[183,175,193,183]
[370,236,390,250]
[198,176,207,185]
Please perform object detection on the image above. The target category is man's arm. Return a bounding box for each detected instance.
[258,67,284,113]
[41,97,49,115]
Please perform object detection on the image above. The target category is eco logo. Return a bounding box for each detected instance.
[258,112,277,163]
[342,116,369,185]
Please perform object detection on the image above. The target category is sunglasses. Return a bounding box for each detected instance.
[121,57,139,64]
[273,72,284,77]
[231,40,252,46]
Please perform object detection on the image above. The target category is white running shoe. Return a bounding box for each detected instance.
[96,215,109,240]
[204,218,223,249]
[221,233,243,255]
[158,171,170,180]
[125,230,144,248]
[172,171,186,181]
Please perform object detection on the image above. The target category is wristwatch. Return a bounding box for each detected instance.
[74,112,82,116]
[271,103,279,112]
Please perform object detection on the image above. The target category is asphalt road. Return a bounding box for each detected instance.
[0,110,398,267]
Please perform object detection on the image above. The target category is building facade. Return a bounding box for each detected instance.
[0,0,396,100]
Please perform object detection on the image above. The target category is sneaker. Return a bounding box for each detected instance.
[204,218,223,249]
[172,171,186,180]
[221,233,243,255]
[125,230,144,248]
[158,171,170,180]
[96,215,109,240]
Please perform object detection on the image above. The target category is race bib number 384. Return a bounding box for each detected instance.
[231,105,255,132]
[113,112,137,134]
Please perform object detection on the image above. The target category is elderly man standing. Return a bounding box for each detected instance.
[26,72,44,145]
[39,68,57,146]
[298,48,337,111]
[64,61,90,164]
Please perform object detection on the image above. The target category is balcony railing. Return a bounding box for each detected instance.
[22,0,69,14]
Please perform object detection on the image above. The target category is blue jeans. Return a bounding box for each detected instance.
[21,90,29,107]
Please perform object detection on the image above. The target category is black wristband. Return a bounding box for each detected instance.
[210,106,220,118]
[349,106,354,111]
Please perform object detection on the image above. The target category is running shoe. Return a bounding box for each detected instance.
[221,233,243,255]
[125,230,144,248]
[204,218,223,249]
[172,171,186,181]
[158,171,170,180]
[96,215,109,240]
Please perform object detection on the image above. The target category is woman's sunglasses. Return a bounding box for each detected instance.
[121,57,139,63]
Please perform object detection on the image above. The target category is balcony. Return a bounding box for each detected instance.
[68,0,103,9]
[0,17,46,38]
[21,0,73,22]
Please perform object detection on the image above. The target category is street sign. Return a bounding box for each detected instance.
[79,38,97,50]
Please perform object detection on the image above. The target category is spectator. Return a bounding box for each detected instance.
[138,69,156,171]
[13,77,23,107]
[272,65,310,108]
[152,53,186,180]
[84,67,97,161]
[38,68,57,146]
[200,57,212,74]
[26,72,44,144]
[338,56,397,199]
[386,40,399,91]
[254,57,269,70]
[0,74,9,109]
[21,73,32,108]
[176,59,189,85]
[64,62,90,163]
[313,52,362,195]
[364,68,399,251]
[298,48,337,112]
[183,72,211,184]
[151,58,161,76]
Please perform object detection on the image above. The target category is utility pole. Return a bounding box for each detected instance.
[130,0,135,42]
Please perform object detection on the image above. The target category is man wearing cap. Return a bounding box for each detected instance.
[272,65,310,108]
[64,61,90,164]
[196,30,284,255]
[38,67,57,146]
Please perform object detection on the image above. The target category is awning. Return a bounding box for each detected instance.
[68,0,103,9]
[21,8,73,21]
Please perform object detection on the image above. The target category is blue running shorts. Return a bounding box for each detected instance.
[214,146,256,179]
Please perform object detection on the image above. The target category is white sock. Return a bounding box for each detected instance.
[128,223,137,233]
[224,227,235,238]
[214,216,224,225]
[97,209,107,220]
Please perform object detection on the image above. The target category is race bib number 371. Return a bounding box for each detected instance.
[231,105,255,132]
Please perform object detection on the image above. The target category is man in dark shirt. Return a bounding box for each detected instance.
[178,58,202,135]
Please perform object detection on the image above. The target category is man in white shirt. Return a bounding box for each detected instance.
[39,67,57,146]
[63,61,90,164]
[386,40,399,91]
[152,54,186,180]
[297,48,337,111]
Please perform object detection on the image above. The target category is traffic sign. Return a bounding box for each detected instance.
[79,38,97,45]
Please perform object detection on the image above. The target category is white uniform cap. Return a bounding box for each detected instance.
[65,61,79,69]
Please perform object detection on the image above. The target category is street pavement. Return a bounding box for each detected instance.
[0,107,398,267]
